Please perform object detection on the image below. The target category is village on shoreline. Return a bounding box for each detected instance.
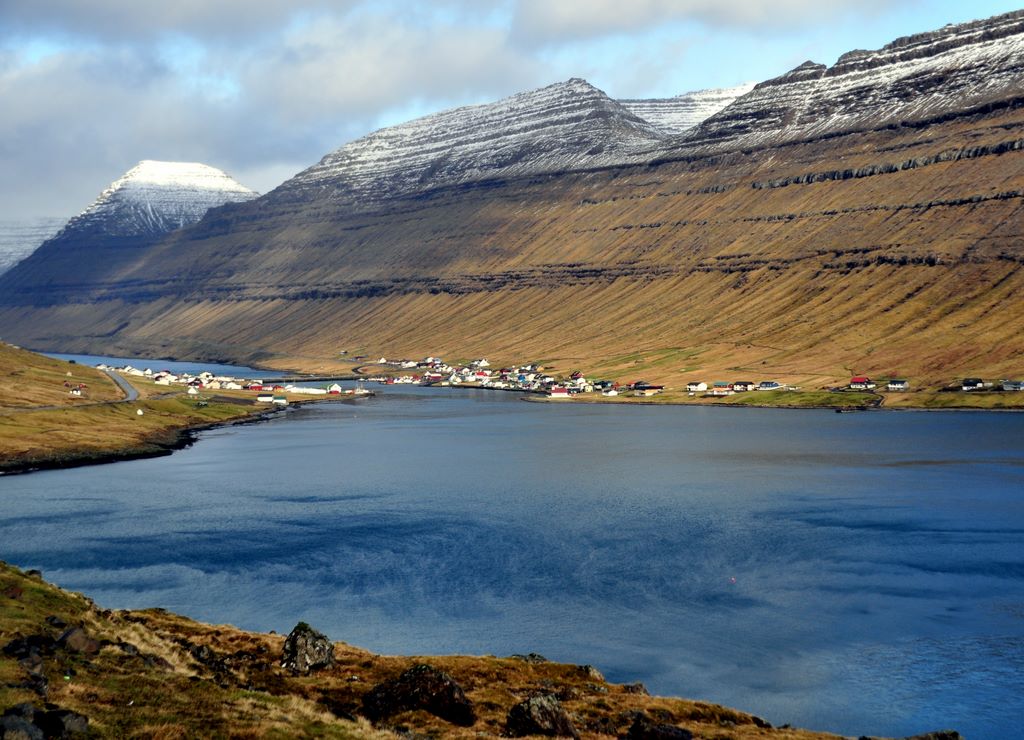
[90,352,1024,411]
[359,355,1024,407]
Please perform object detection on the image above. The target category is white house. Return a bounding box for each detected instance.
[686,381,708,392]
[887,379,909,391]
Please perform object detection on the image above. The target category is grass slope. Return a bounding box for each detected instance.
[0,343,121,409]
[0,345,268,473]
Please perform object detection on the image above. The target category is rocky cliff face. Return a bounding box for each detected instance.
[272,78,663,206]
[618,84,755,135]
[678,10,1024,152]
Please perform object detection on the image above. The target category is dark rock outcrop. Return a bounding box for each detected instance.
[0,714,44,740]
[1,705,88,740]
[506,694,579,738]
[56,627,100,655]
[34,709,89,738]
[362,664,476,727]
[624,713,694,739]
[2,635,56,660]
[280,622,335,675]
[576,664,604,681]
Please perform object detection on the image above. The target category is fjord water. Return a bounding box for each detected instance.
[43,352,267,377]
[3,385,1023,738]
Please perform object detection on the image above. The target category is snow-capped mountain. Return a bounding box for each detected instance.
[275,78,664,204]
[0,217,65,275]
[682,10,1024,151]
[618,83,755,135]
[60,160,257,239]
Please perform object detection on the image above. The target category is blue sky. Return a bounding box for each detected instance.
[1,0,1021,219]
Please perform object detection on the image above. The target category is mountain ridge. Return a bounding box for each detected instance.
[268,78,663,208]
[1,11,1023,388]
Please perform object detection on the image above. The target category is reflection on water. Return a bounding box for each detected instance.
[2,384,1023,738]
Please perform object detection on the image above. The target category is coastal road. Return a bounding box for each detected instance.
[104,369,139,401]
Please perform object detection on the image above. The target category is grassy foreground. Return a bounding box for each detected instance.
[0,561,956,739]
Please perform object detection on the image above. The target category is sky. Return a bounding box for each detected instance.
[1,0,1021,221]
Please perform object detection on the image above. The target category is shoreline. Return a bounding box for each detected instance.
[0,407,279,477]
[0,395,360,477]
[523,391,1024,412]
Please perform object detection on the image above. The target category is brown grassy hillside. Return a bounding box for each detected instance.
[0,343,121,409]
[1,107,1023,388]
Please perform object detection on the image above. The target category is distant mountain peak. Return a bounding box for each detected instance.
[68,160,258,239]
[686,9,1024,151]
[110,160,257,193]
[619,83,756,135]
[275,77,663,206]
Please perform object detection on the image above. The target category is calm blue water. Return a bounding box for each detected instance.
[43,352,267,377]
[2,375,1023,738]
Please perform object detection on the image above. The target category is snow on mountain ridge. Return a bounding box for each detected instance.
[0,217,65,275]
[66,160,258,239]
[618,83,756,135]
[207,11,1024,211]
[683,9,1024,152]
[277,78,665,204]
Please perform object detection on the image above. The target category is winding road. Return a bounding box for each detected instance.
[103,369,139,401]
[2,370,140,415]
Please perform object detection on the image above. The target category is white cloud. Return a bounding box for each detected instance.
[0,0,965,221]
[0,1,342,42]
[511,0,893,44]
[241,14,539,130]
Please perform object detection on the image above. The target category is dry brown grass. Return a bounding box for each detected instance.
[0,342,121,409]
[0,346,371,471]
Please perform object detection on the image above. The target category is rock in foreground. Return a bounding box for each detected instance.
[362,663,476,726]
[506,694,579,738]
[280,621,335,674]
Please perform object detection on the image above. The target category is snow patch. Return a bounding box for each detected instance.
[64,160,258,239]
